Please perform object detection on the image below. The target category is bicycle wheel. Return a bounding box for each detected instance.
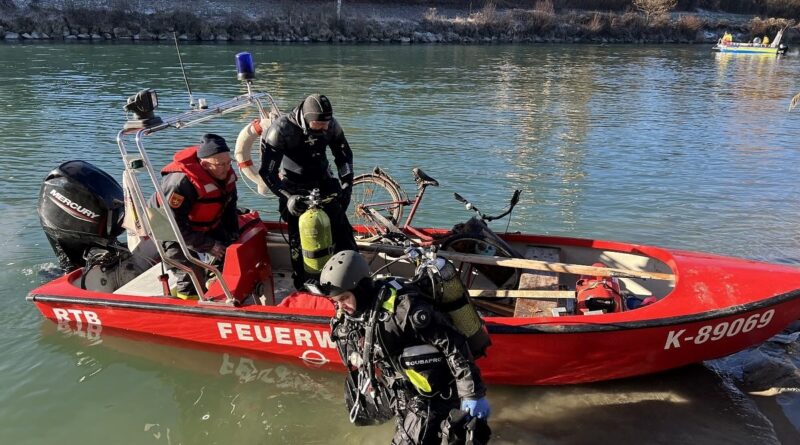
[349,173,406,242]
[440,234,521,291]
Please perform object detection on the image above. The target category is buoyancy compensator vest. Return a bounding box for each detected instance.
[377,283,455,398]
[411,258,492,358]
[298,189,334,275]
[398,344,453,397]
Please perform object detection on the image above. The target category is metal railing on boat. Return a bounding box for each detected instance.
[116,91,276,305]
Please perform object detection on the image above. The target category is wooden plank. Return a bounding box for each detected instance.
[515,246,562,318]
[355,241,675,281]
[468,289,575,299]
[514,301,557,318]
[519,246,560,289]
[472,299,515,317]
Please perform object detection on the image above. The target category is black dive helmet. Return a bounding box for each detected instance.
[37,160,125,271]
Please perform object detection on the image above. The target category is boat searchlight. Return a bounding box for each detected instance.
[123,88,163,130]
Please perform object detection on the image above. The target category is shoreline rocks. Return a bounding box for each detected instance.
[0,4,794,45]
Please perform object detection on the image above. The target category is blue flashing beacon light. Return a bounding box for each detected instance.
[235,52,255,81]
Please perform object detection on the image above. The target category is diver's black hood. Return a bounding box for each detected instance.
[288,100,339,137]
[351,278,377,317]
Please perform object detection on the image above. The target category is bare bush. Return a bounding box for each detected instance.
[535,0,555,14]
[586,12,608,34]
[423,7,440,22]
[677,14,703,34]
[508,8,555,34]
[749,16,791,39]
[611,11,647,38]
[474,1,497,25]
[633,0,677,22]
[561,0,630,9]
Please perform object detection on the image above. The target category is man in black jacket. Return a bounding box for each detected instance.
[258,94,357,290]
[317,250,491,444]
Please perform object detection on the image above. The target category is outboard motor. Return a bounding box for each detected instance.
[38,160,156,292]
[779,43,788,55]
[38,160,125,271]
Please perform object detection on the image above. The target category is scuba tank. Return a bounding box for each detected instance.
[413,255,492,358]
[298,189,334,276]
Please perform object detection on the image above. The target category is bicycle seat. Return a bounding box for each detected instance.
[412,168,439,188]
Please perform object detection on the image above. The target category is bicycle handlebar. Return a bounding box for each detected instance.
[453,189,521,222]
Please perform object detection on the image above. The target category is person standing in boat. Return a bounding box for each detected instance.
[157,133,239,299]
[258,93,357,290]
[316,250,492,445]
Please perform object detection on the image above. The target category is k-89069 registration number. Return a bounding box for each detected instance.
[663,309,775,350]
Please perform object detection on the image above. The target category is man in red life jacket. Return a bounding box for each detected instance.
[158,133,239,299]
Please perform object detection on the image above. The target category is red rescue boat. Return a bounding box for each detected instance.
[27,55,800,385]
[28,217,800,385]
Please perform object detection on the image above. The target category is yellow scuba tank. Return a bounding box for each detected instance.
[298,189,334,275]
[419,257,492,357]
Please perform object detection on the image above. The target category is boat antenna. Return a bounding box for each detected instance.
[173,32,198,110]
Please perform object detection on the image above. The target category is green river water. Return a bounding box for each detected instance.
[0,42,799,444]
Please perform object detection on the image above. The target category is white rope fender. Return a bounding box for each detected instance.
[234,118,271,195]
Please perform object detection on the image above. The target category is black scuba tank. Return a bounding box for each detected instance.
[37,160,125,271]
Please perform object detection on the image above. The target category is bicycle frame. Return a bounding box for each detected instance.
[355,167,521,253]
[362,195,434,242]
[358,172,435,242]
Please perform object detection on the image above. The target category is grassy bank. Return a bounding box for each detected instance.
[0,1,796,44]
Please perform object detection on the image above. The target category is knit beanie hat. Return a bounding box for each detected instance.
[197,133,230,158]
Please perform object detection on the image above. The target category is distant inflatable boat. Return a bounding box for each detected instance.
[713,26,789,55]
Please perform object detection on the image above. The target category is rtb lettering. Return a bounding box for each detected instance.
[52,308,102,325]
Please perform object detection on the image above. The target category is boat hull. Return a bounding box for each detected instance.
[713,45,784,55]
[28,232,800,385]
[30,288,800,385]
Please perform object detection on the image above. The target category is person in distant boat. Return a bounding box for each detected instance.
[258,93,357,290]
[721,32,733,45]
[316,250,491,445]
[762,35,770,46]
[157,133,239,299]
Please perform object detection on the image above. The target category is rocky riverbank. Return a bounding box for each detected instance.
[0,1,796,44]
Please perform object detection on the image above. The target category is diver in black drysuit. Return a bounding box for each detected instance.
[258,94,357,290]
[322,251,491,445]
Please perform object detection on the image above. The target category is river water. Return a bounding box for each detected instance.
[0,42,799,444]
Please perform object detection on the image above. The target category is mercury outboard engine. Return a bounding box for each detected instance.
[38,160,157,291]
[779,43,789,55]
[38,160,125,271]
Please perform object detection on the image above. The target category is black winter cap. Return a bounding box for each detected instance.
[302,94,333,122]
[197,133,230,158]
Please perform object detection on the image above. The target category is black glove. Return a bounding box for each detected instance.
[339,181,353,211]
[225,230,240,244]
[209,242,227,260]
[287,195,309,217]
